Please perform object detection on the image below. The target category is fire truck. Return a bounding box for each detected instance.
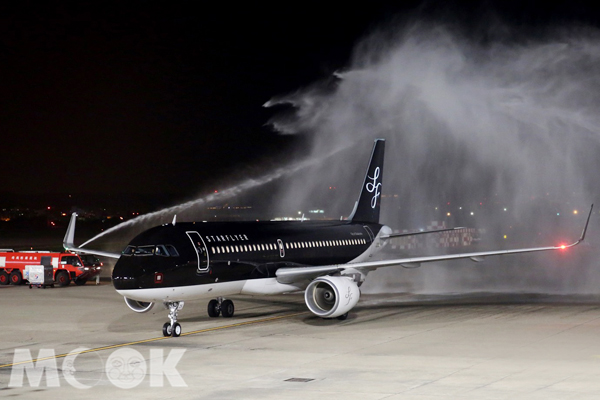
[0,250,100,286]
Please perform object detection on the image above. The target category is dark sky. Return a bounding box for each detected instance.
[2,1,599,203]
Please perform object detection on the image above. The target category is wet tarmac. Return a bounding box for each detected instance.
[1,282,600,399]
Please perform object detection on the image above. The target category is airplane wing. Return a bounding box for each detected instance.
[276,205,593,285]
[63,213,122,259]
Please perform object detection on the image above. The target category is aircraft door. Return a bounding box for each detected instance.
[277,239,285,258]
[186,231,210,273]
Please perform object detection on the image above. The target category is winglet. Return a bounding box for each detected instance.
[62,212,122,259]
[578,204,593,243]
[63,212,78,251]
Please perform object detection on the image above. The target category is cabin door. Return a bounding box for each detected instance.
[186,231,210,273]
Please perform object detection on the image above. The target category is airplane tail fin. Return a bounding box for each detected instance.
[348,139,385,224]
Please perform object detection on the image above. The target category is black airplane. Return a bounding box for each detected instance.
[64,139,592,337]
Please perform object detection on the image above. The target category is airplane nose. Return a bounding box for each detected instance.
[112,259,141,290]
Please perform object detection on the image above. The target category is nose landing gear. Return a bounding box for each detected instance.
[162,301,185,337]
[207,297,234,318]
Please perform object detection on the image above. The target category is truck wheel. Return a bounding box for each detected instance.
[0,271,9,285]
[74,279,87,286]
[10,271,23,285]
[55,271,71,287]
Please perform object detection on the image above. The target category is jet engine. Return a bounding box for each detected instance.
[124,297,155,313]
[304,276,360,318]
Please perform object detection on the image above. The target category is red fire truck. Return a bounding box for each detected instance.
[0,250,100,286]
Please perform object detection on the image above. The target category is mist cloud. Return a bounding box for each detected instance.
[266,21,600,294]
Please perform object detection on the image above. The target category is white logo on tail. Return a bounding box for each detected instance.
[365,167,381,209]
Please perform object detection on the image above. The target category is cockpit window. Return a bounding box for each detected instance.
[123,246,136,255]
[123,245,180,257]
[165,245,179,257]
[135,245,155,256]
[155,245,168,256]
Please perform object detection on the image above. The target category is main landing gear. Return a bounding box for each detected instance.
[207,297,234,318]
[162,301,184,337]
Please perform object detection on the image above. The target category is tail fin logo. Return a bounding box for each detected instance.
[365,167,381,209]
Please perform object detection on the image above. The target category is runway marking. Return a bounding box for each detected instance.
[0,311,306,369]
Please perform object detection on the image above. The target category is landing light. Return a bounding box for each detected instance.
[560,245,566,249]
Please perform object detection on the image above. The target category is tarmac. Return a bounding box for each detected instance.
[1,281,600,399]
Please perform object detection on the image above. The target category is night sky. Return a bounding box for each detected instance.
[2,1,599,205]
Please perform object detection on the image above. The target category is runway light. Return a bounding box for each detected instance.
[574,210,578,215]
[447,212,451,217]
[503,235,507,239]
[470,212,474,216]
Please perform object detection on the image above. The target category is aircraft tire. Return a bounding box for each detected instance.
[172,323,182,337]
[337,312,349,321]
[221,300,234,318]
[207,299,220,317]
[163,322,172,337]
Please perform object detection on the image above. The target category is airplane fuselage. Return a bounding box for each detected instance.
[112,220,387,302]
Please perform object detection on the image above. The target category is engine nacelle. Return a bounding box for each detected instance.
[124,297,154,313]
[304,276,360,318]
